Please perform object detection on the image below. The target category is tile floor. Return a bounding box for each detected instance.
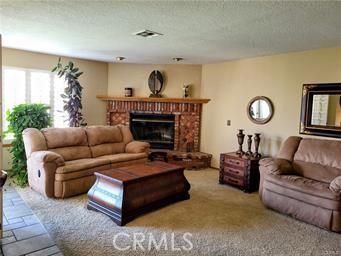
[1,186,62,256]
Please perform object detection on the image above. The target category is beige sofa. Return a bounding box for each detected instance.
[259,136,341,232]
[23,125,150,198]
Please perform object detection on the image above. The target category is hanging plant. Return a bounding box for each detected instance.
[52,58,86,127]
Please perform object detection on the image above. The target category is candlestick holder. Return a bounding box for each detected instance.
[236,129,245,155]
[253,133,261,158]
[246,135,253,157]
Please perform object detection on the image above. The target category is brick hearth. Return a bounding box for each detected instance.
[99,96,210,152]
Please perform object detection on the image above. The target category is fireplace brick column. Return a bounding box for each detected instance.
[173,114,180,151]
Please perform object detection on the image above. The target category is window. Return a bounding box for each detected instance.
[2,67,68,139]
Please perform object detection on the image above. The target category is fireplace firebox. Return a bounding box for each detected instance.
[130,113,175,149]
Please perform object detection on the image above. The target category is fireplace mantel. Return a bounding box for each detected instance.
[97,95,210,104]
[100,95,210,152]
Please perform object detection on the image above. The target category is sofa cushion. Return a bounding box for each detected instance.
[54,158,147,197]
[262,188,335,230]
[85,126,123,146]
[90,143,125,158]
[55,163,111,182]
[293,138,341,182]
[277,136,302,162]
[42,127,88,148]
[293,160,341,184]
[56,158,111,174]
[118,125,134,144]
[22,128,47,158]
[97,153,148,164]
[55,175,97,198]
[264,174,340,210]
[50,146,92,161]
[294,138,341,169]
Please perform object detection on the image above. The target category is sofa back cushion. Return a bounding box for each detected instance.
[277,136,302,162]
[42,127,91,161]
[22,128,48,158]
[85,126,125,157]
[85,126,123,146]
[42,127,88,148]
[118,125,134,144]
[90,143,126,158]
[49,146,92,161]
[293,138,341,183]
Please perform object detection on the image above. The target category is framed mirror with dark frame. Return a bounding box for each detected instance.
[300,83,341,138]
[247,96,274,124]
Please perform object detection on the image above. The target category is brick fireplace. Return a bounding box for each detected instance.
[98,96,210,152]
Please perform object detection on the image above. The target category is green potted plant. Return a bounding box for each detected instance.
[52,58,86,127]
[5,103,51,186]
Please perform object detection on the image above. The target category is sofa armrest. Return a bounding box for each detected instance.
[125,141,150,154]
[259,158,294,175]
[258,158,294,201]
[330,176,341,194]
[27,151,65,198]
[30,151,65,167]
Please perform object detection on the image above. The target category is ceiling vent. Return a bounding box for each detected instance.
[134,30,163,38]
[172,57,184,62]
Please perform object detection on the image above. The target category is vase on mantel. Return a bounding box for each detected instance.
[236,129,245,156]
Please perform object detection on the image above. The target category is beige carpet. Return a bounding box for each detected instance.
[16,169,340,256]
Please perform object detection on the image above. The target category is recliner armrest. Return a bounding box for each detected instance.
[259,158,294,175]
[330,176,341,193]
[30,151,65,167]
[125,141,150,154]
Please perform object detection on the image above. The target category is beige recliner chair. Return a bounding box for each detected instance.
[23,125,150,198]
[259,136,341,232]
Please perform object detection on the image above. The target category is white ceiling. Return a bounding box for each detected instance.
[1,1,341,64]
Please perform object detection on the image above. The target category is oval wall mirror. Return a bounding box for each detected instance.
[247,96,274,124]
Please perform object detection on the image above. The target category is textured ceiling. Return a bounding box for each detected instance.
[1,1,341,64]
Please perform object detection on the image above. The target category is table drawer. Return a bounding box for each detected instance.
[224,157,246,167]
[224,166,245,177]
[223,176,244,187]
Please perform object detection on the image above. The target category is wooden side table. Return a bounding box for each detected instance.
[219,152,260,192]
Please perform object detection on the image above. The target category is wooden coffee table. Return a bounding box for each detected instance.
[87,161,190,226]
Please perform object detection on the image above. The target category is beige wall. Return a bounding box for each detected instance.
[201,47,341,167]
[108,63,202,98]
[2,48,108,126]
